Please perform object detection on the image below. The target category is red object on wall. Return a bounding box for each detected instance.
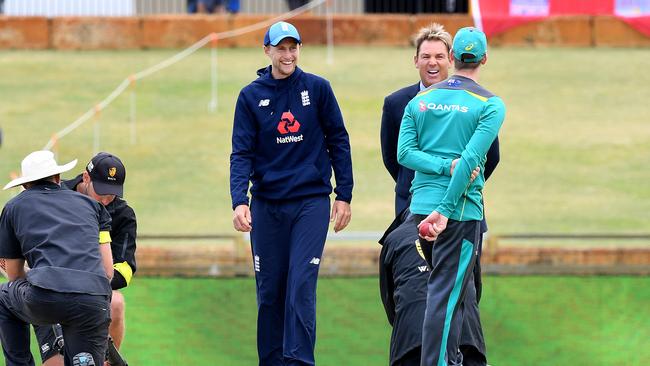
[476,0,650,37]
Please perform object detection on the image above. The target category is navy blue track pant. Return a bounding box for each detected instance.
[417,219,481,366]
[250,196,330,366]
[0,279,110,366]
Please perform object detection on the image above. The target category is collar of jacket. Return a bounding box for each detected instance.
[255,65,304,88]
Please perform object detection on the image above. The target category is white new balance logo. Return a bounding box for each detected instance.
[259,99,270,107]
[418,266,429,272]
[309,257,320,265]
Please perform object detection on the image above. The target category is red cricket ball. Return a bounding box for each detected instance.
[418,223,432,237]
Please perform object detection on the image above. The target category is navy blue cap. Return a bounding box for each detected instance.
[86,152,126,197]
[264,21,301,46]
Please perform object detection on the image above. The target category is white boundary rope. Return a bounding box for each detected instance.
[42,0,327,151]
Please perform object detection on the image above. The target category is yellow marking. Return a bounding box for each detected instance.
[415,240,426,260]
[464,90,488,102]
[460,196,467,221]
[465,43,475,51]
[99,231,112,244]
[416,88,436,97]
[113,261,133,285]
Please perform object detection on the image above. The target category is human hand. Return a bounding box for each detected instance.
[233,204,252,232]
[450,158,480,182]
[330,200,351,233]
[417,211,448,241]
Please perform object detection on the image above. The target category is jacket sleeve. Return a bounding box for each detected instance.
[230,90,257,209]
[379,244,396,326]
[483,136,500,181]
[110,206,137,290]
[397,102,453,176]
[436,97,506,217]
[380,96,400,183]
[319,80,353,203]
[0,205,22,259]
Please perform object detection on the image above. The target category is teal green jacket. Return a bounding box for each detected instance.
[397,75,505,221]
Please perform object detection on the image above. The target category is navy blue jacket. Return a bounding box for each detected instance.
[380,82,500,199]
[230,66,353,208]
[64,175,137,290]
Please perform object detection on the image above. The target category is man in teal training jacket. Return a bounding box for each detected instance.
[397,27,506,366]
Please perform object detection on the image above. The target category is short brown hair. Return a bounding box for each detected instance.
[454,59,482,70]
[413,23,452,57]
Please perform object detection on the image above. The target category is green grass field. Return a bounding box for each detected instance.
[3,276,649,365]
[1,46,648,365]
[1,47,649,238]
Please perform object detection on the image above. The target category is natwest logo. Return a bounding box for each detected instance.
[277,111,301,134]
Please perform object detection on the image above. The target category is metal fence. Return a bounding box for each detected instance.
[240,0,362,15]
[4,0,137,16]
[2,0,466,16]
[2,0,356,16]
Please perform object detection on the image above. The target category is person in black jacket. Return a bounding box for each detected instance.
[379,157,493,366]
[381,206,489,366]
[230,21,353,366]
[0,150,113,366]
[35,152,136,366]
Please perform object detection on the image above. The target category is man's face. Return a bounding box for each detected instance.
[87,181,115,206]
[82,171,115,206]
[414,39,452,88]
[265,38,300,79]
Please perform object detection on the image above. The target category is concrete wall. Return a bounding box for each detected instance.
[135,244,650,277]
[0,14,648,49]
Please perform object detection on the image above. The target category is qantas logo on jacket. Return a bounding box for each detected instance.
[276,111,304,144]
[419,100,469,113]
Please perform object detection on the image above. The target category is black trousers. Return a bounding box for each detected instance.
[415,218,482,366]
[0,279,110,366]
[394,346,421,366]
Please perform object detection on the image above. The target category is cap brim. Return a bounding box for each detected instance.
[91,180,123,197]
[269,35,301,46]
[3,159,77,190]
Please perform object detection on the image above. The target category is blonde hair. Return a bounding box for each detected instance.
[413,23,452,57]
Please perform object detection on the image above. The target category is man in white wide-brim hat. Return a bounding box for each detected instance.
[0,150,115,366]
[3,150,77,190]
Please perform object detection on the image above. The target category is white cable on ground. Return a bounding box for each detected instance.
[42,0,326,151]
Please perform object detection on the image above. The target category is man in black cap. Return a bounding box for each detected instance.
[0,150,113,366]
[34,152,137,366]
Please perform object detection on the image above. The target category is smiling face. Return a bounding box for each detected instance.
[265,38,300,80]
[415,39,452,87]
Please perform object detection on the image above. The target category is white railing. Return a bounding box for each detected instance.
[3,0,363,16]
[4,0,137,16]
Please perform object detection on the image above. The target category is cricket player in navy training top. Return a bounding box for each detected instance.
[230,21,353,366]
